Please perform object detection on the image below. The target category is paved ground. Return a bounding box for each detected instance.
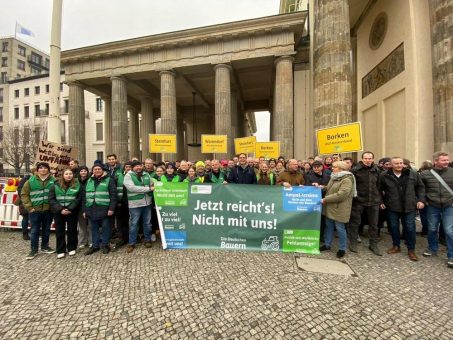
[0,230,451,340]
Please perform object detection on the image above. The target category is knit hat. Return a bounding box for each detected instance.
[195,161,205,168]
[91,163,107,172]
[166,162,176,169]
[312,160,323,167]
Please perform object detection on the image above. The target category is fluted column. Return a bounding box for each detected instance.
[140,95,155,161]
[111,76,128,162]
[429,0,453,153]
[313,0,352,130]
[103,96,112,157]
[68,81,86,164]
[214,64,232,158]
[129,108,140,160]
[273,56,294,158]
[230,90,239,155]
[160,70,177,161]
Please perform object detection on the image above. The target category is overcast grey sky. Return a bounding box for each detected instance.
[1,0,280,140]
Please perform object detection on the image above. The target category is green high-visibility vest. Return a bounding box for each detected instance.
[183,177,201,183]
[161,175,180,183]
[54,181,80,207]
[85,177,111,207]
[116,172,125,200]
[256,172,275,185]
[209,171,224,183]
[28,175,55,206]
[127,172,152,201]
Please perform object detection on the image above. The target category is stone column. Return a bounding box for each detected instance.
[429,0,453,153]
[160,70,177,161]
[129,108,140,160]
[68,81,86,164]
[230,90,239,155]
[313,0,352,130]
[140,95,155,161]
[103,96,112,157]
[273,56,294,158]
[214,64,232,158]
[111,76,128,162]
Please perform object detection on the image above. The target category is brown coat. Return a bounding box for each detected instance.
[323,174,354,223]
[277,170,305,186]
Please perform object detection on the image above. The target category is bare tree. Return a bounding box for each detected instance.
[0,120,47,175]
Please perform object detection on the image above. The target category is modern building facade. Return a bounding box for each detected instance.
[54,0,450,166]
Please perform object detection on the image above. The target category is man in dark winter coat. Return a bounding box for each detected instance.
[227,153,257,184]
[349,151,383,255]
[380,157,425,261]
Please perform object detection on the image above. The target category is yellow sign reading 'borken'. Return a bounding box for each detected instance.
[255,141,280,159]
[201,135,227,154]
[149,134,177,153]
[316,122,363,155]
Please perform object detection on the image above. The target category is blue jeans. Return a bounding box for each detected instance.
[426,205,453,259]
[325,217,347,251]
[89,217,111,248]
[21,214,29,234]
[29,211,53,251]
[129,205,152,245]
[387,210,416,250]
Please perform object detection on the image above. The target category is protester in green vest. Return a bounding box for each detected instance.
[162,163,182,182]
[152,166,166,182]
[183,167,201,183]
[123,160,154,253]
[206,160,225,184]
[21,162,56,260]
[83,163,117,255]
[49,168,82,259]
[256,162,276,185]
[114,161,133,249]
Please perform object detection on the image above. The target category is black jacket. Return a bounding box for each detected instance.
[82,172,117,220]
[227,165,257,184]
[420,167,453,208]
[380,168,425,212]
[351,162,382,206]
[305,170,331,186]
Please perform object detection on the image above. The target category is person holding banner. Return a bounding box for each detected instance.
[83,164,117,255]
[277,159,305,187]
[206,160,225,184]
[256,162,276,185]
[49,169,82,259]
[183,167,201,183]
[320,161,355,258]
[227,153,257,184]
[113,161,133,249]
[123,160,154,253]
[21,162,56,260]
[162,163,182,182]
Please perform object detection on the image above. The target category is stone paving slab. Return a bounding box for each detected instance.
[0,230,451,339]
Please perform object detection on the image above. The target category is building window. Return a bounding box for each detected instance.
[96,98,103,112]
[0,72,6,84]
[35,86,40,95]
[96,122,103,141]
[61,120,66,143]
[31,67,41,75]
[2,42,8,52]
[18,45,26,56]
[24,127,30,144]
[0,107,3,122]
[17,60,25,71]
[97,151,104,162]
[24,88,29,96]
[14,89,19,98]
[30,52,42,65]
[64,99,69,113]
[45,58,50,69]
[24,105,29,118]
[60,82,64,91]
[35,104,40,116]
[0,127,3,142]
[45,84,49,93]
[1,57,7,67]
[14,107,19,120]
[0,88,3,102]
[34,127,41,144]
[45,103,49,115]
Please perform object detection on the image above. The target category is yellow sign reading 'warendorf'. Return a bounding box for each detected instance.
[149,134,177,153]
[234,136,256,154]
[201,135,228,154]
[316,122,363,155]
[255,141,280,159]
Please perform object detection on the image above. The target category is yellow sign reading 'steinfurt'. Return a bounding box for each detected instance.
[234,136,256,154]
[255,142,280,159]
[149,134,177,153]
[316,122,363,155]
[201,135,228,154]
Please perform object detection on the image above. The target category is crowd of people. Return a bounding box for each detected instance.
[15,150,453,268]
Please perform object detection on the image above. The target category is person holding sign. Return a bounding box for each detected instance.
[123,160,154,253]
[49,169,82,259]
[205,160,225,184]
[277,159,304,187]
[320,161,355,258]
[83,164,117,255]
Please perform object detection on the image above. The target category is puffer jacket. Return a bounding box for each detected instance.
[420,167,453,208]
[322,174,354,223]
[380,168,425,212]
[351,162,381,206]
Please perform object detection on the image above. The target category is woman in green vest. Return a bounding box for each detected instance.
[183,167,201,183]
[256,162,276,185]
[49,168,82,259]
[161,163,182,182]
